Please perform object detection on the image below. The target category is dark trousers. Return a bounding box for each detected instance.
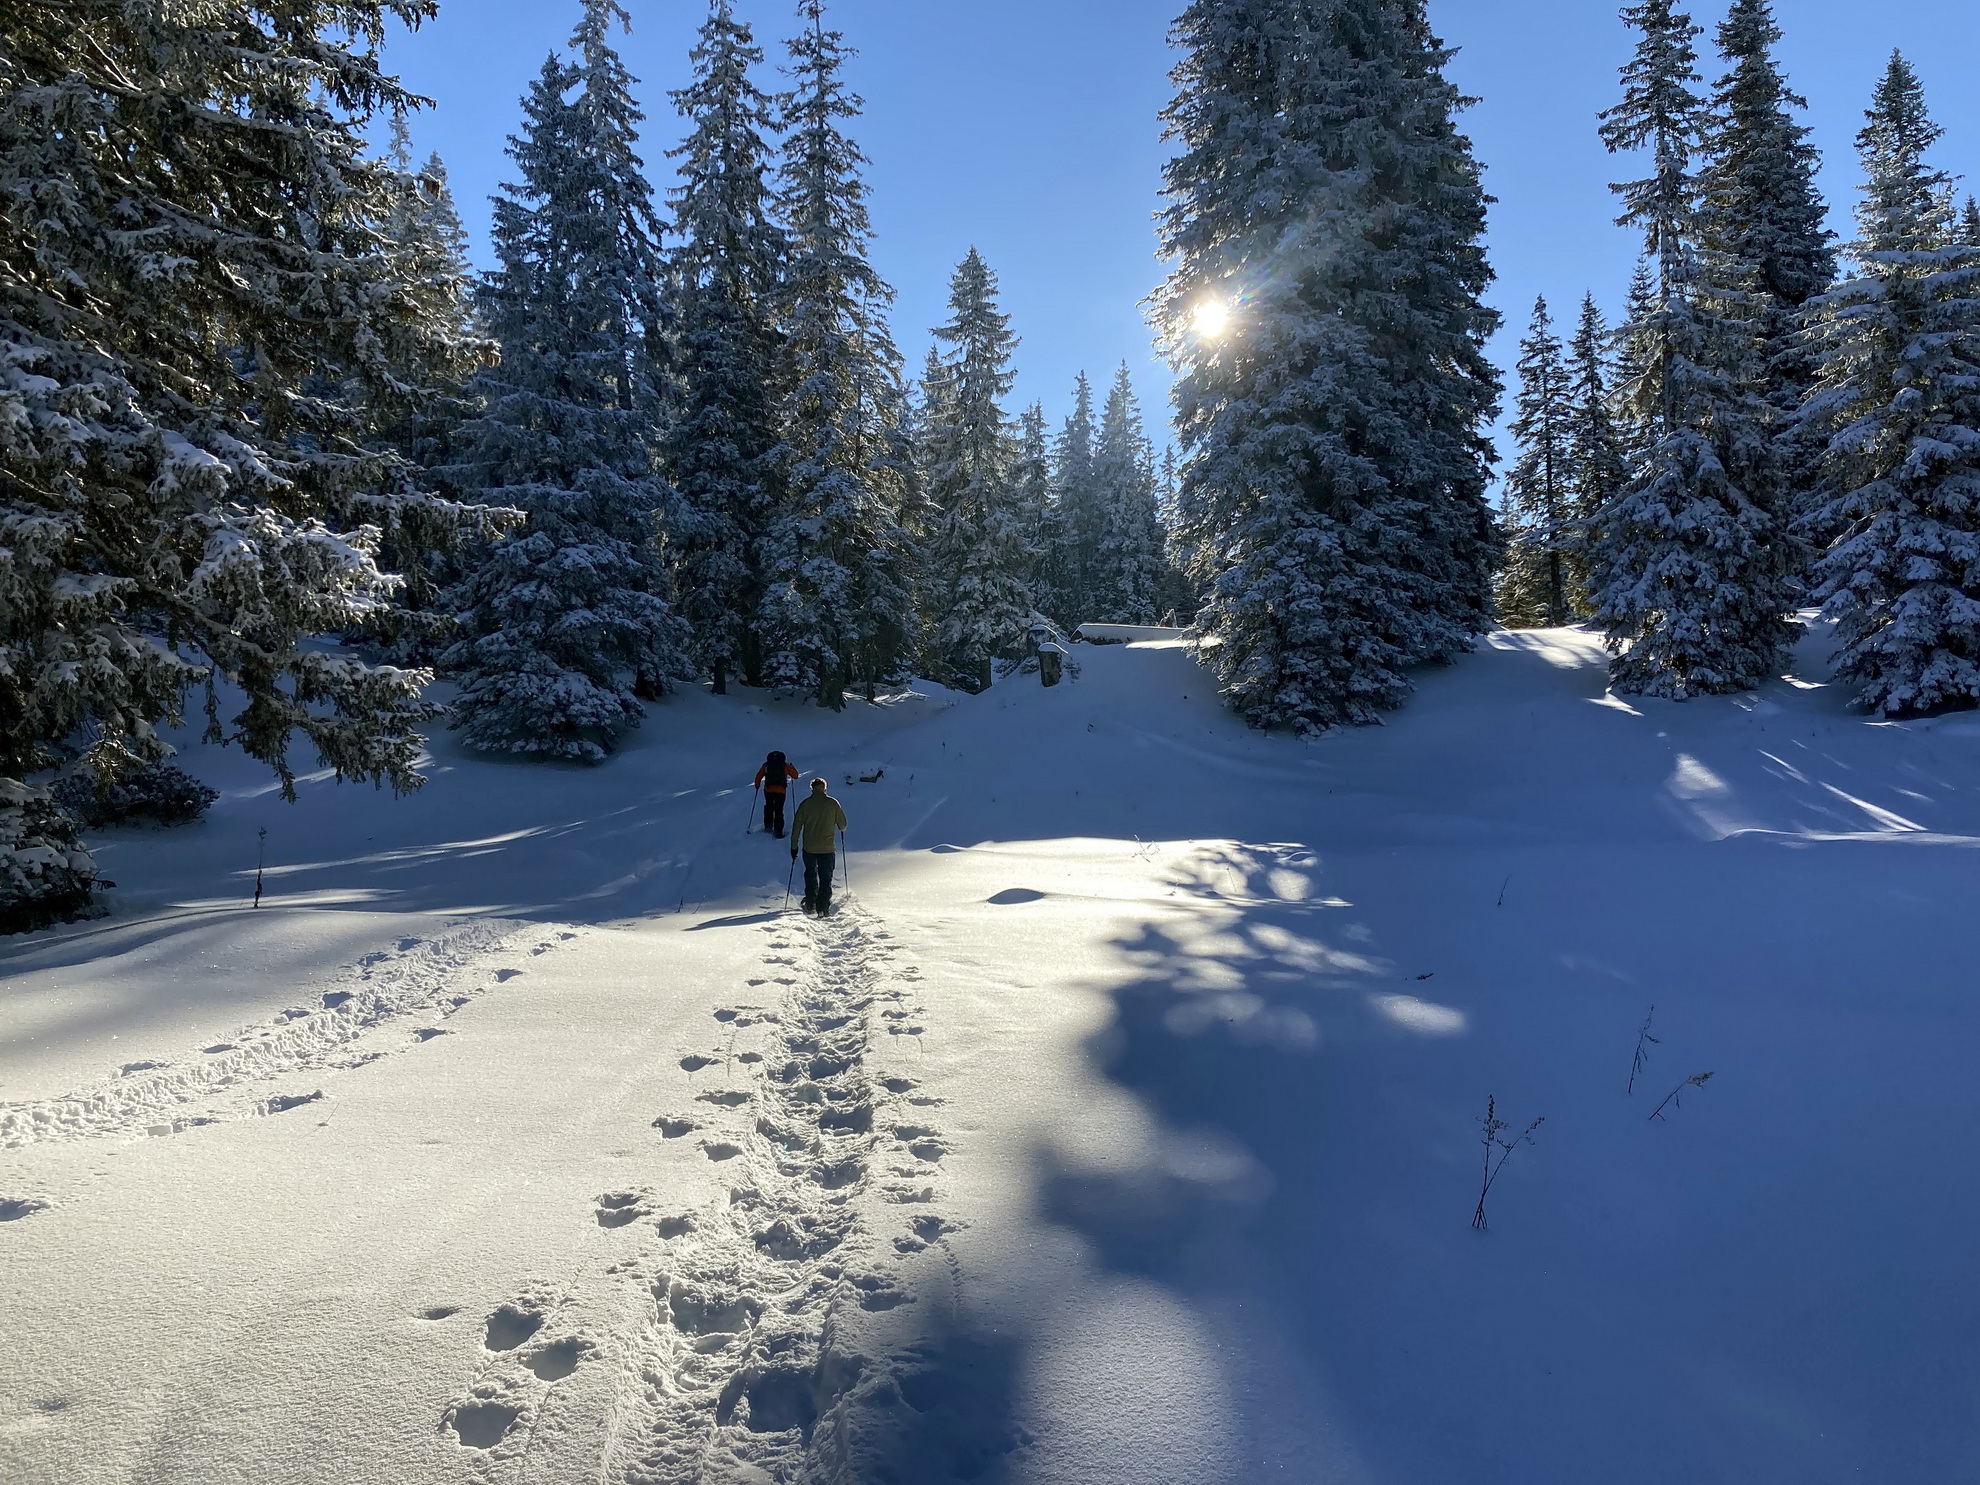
[764,791,787,836]
[802,850,835,909]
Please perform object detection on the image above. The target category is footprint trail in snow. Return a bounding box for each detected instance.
[437,905,1024,1483]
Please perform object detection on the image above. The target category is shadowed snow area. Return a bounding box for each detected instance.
[5,626,1980,1483]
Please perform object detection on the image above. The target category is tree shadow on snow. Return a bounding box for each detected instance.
[1030,843,1513,1481]
[836,1320,1033,1484]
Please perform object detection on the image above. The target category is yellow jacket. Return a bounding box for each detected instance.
[790,793,847,854]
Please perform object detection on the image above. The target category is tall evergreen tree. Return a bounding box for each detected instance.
[1610,259,1662,464]
[377,120,483,474]
[362,122,498,660]
[1013,402,1056,604]
[1801,55,1980,715]
[1154,445,1204,624]
[919,249,1036,691]
[445,3,681,761]
[1091,364,1168,623]
[0,0,495,925]
[665,0,786,694]
[1696,0,1835,514]
[1565,293,1629,601]
[1589,0,1799,697]
[1157,0,1501,731]
[1497,298,1577,627]
[1040,372,1100,626]
[756,0,916,707]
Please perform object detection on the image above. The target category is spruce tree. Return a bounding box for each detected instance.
[1154,445,1204,624]
[1091,365,1168,623]
[362,122,498,660]
[665,0,786,694]
[1610,259,1663,465]
[1039,372,1100,626]
[377,120,483,478]
[1802,55,1980,715]
[919,249,1037,690]
[1497,298,1577,628]
[445,3,682,761]
[1589,0,1799,698]
[1014,403,1056,607]
[1567,294,1631,556]
[0,0,494,925]
[756,0,916,707]
[1696,0,1835,514]
[1157,0,1501,731]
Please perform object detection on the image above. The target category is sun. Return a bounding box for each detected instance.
[1191,296,1231,339]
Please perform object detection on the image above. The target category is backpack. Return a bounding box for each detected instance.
[764,751,788,786]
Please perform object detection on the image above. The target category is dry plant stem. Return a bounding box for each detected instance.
[252,826,267,910]
[1648,1071,1716,1122]
[1628,1004,1660,1094]
[1472,1095,1546,1230]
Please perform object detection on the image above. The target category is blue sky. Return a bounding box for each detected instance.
[382,0,1980,457]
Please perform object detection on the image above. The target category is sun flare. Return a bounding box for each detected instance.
[1192,296,1231,338]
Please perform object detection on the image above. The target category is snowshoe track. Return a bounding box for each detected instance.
[433,905,968,1482]
[599,905,958,1484]
[0,921,576,1148]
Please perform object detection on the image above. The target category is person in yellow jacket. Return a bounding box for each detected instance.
[790,777,848,917]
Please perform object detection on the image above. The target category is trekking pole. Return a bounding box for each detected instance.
[745,781,760,835]
[784,852,798,912]
[839,829,851,903]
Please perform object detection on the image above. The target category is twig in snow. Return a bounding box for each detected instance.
[1648,1071,1715,1122]
[252,827,267,909]
[1471,1095,1545,1231]
[1627,1004,1660,1095]
[1497,874,1511,908]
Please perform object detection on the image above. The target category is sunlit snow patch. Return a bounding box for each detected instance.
[1665,753,1757,840]
[1369,993,1467,1037]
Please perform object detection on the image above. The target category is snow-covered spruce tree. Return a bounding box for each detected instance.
[1497,298,1577,628]
[0,0,495,928]
[1040,371,1100,626]
[755,0,918,709]
[1588,0,1800,698]
[1090,364,1168,623]
[444,3,684,761]
[665,0,786,695]
[1696,0,1835,521]
[1568,293,1630,560]
[1156,0,1502,731]
[1013,403,1056,608]
[358,120,497,661]
[1609,258,1663,465]
[919,249,1037,692]
[1153,445,1204,624]
[1800,55,1980,716]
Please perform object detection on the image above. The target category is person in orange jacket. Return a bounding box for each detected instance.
[754,750,800,837]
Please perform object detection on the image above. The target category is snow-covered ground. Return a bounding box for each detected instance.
[6,626,1980,1484]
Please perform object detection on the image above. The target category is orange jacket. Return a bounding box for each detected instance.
[755,760,799,795]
